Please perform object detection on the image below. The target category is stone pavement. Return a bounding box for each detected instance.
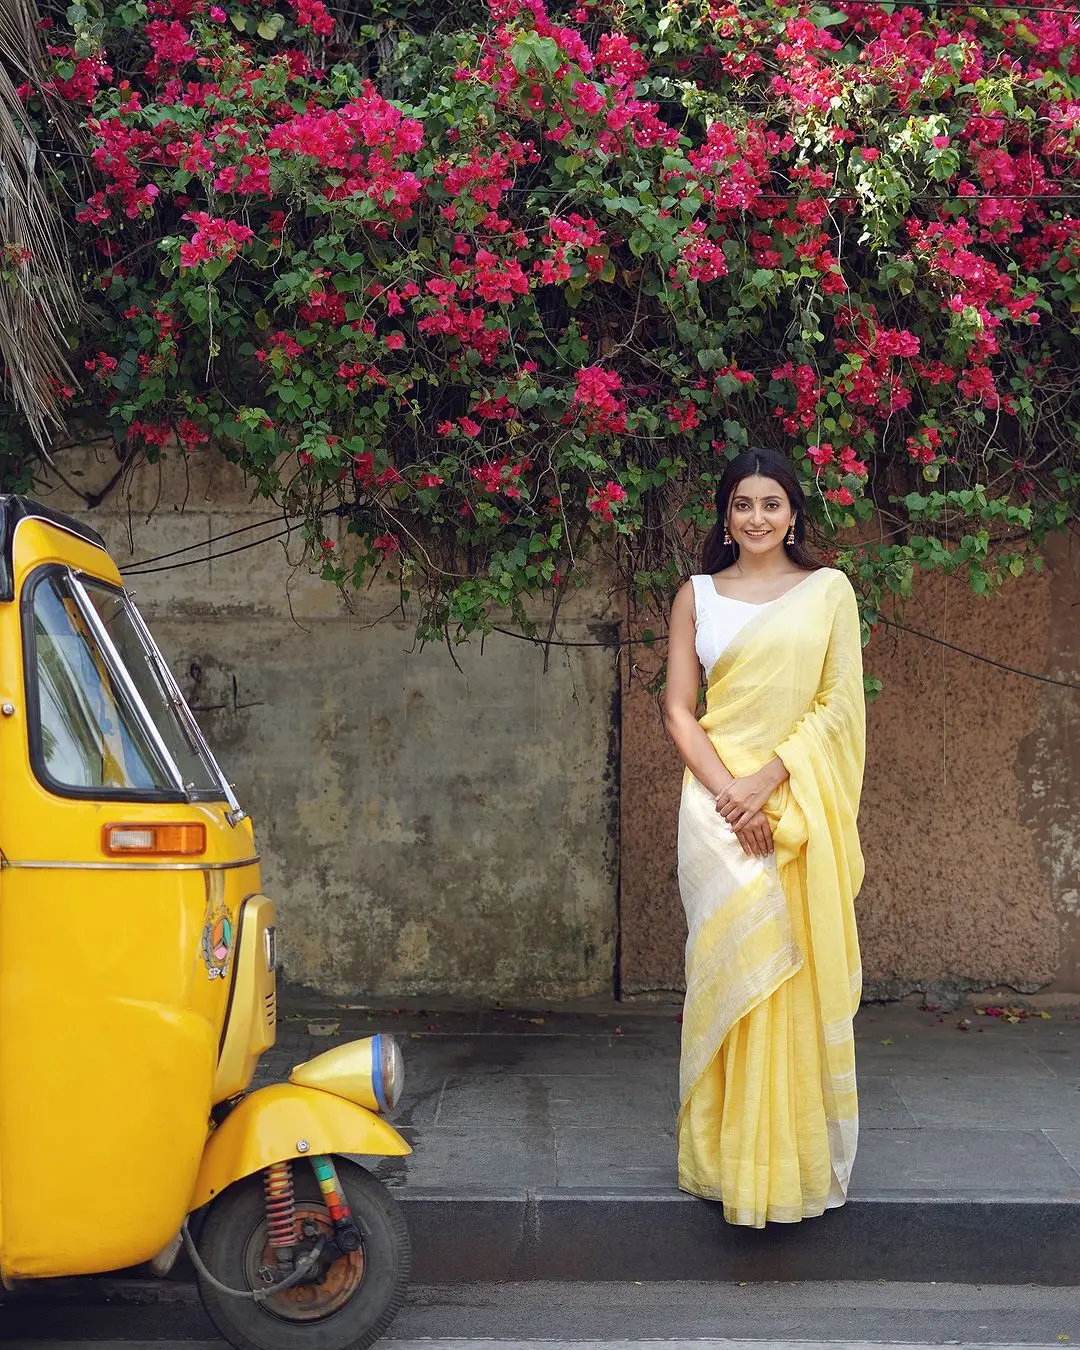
[258,995,1080,1285]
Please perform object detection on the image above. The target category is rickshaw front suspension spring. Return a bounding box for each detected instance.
[263,1160,297,1257]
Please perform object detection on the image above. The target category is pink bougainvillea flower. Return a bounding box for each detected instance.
[586,479,628,522]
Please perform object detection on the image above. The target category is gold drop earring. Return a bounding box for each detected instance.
[786,519,796,546]
[723,525,732,545]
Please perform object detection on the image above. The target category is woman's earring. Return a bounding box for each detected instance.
[723,526,732,546]
[786,520,796,546]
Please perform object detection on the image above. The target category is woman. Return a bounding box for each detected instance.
[663,447,865,1228]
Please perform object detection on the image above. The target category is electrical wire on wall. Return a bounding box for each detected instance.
[118,517,1080,694]
[121,507,343,577]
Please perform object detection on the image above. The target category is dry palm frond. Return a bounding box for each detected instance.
[0,0,85,146]
[0,0,83,450]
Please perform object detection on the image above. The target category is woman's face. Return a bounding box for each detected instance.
[726,474,796,557]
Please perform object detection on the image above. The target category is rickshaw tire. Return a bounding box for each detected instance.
[195,1157,410,1350]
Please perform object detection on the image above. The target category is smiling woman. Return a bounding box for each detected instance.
[662,447,867,1228]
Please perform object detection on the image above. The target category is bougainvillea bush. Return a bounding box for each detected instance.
[4,0,1080,641]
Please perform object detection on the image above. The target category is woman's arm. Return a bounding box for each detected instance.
[662,581,735,797]
[663,582,774,857]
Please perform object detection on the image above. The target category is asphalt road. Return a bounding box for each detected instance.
[3,1281,1078,1348]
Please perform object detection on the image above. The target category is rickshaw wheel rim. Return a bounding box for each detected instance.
[243,1202,366,1321]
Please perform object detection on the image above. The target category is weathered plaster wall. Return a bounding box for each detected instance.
[619,678,685,994]
[36,450,619,1000]
[620,539,1080,999]
[1018,534,1080,995]
[856,566,1057,999]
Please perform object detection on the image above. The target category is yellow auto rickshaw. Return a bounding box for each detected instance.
[0,494,411,1350]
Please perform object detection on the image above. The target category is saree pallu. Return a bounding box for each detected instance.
[677,568,865,1227]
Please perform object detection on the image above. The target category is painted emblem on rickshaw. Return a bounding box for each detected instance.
[201,905,234,980]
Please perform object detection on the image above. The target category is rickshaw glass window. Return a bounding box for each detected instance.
[31,574,174,791]
[81,581,220,795]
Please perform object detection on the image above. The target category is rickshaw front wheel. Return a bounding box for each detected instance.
[195,1158,410,1350]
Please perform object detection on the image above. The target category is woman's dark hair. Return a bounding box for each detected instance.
[700,447,818,575]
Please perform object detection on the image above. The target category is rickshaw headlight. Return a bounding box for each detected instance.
[373,1033,405,1113]
[289,1035,405,1114]
[264,925,277,973]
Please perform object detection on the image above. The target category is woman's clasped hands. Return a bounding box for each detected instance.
[714,760,788,859]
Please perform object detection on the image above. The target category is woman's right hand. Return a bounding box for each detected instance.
[735,810,773,859]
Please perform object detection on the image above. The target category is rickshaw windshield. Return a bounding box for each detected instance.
[80,579,223,796]
[27,568,230,802]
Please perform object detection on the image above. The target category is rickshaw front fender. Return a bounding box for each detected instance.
[189,1082,410,1211]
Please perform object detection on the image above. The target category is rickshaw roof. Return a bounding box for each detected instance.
[0,495,107,603]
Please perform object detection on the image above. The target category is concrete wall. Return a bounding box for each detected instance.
[620,535,1080,1002]
[33,448,620,1000]
[28,445,1080,1001]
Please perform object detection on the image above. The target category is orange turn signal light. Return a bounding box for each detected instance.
[102,823,207,857]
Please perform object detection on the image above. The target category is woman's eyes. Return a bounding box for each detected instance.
[733,501,784,510]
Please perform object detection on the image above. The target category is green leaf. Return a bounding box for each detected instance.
[628,228,652,258]
[534,36,560,73]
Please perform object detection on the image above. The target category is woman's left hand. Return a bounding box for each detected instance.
[715,768,779,831]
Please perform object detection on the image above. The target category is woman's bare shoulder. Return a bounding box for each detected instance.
[671,576,698,616]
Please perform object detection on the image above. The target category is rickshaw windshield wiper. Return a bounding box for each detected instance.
[96,606,201,759]
[67,575,189,799]
[122,593,246,823]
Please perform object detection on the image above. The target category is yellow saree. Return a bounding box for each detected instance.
[677,567,865,1227]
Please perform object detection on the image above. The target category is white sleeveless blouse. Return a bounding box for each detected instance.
[690,573,779,675]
